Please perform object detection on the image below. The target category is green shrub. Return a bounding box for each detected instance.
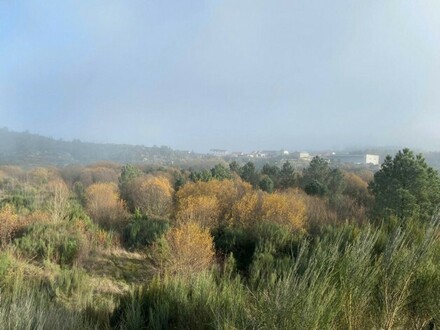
[213,226,256,273]
[214,222,304,275]
[15,222,89,266]
[124,211,170,249]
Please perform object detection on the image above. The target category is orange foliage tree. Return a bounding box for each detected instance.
[175,195,220,228]
[85,183,127,228]
[231,190,307,231]
[175,179,251,227]
[80,166,120,187]
[126,175,174,217]
[230,191,263,227]
[151,222,215,276]
[261,190,306,230]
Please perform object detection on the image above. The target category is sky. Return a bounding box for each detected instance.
[1,1,440,152]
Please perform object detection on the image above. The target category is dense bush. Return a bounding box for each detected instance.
[124,211,170,248]
[15,222,90,266]
[85,182,128,229]
[149,222,215,276]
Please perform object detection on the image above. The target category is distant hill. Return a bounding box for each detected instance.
[0,128,195,167]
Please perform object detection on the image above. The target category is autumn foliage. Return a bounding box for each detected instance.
[176,179,251,227]
[231,190,306,231]
[175,195,220,228]
[261,191,307,230]
[85,183,127,228]
[126,175,174,217]
[151,222,215,275]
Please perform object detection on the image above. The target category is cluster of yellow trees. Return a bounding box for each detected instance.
[80,174,308,274]
[0,162,372,278]
[176,180,306,231]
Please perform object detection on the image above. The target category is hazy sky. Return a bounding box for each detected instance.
[1,1,440,152]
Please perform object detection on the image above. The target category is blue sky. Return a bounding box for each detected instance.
[1,1,440,152]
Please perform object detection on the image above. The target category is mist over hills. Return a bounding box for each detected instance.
[0,128,196,167]
[2,127,440,170]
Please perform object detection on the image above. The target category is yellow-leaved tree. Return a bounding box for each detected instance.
[175,179,251,228]
[85,182,127,228]
[126,175,174,217]
[261,190,306,230]
[230,191,263,227]
[151,222,215,276]
[175,195,220,228]
[231,189,307,231]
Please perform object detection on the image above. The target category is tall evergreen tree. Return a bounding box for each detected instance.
[369,148,440,221]
[279,161,296,190]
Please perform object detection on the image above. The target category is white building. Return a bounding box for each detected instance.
[210,149,229,157]
[366,154,380,166]
[299,152,311,159]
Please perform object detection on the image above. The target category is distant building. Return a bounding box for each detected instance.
[250,151,267,158]
[366,154,380,165]
[328,153,380,166]
[282,150,289,155]
[210,149,228,157]
[292,151,312,161]
[299,152,310,159]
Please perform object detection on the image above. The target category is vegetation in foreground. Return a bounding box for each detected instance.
[0,148,440,329]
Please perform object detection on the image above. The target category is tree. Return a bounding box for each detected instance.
[261,191,306,230]
[176,195,220,228]
[304,179,328,197]
[176,179,252,226]
[302,156,330,184]
[343,172,373,207]
[189,169,212,182]
[279,161,296,190]
[369,149,440,221]
[150,222,215,276]
[85,183,127,228]
[231,190,306,231]
[119,164,143,203]
[240,162,259,187]
[302,156,345,197]
[259,175,274,193]
[126,175,174,217]
[229,161,241,174]
[173,173,186,191]
[119,164,143,185]
[261,164,281,187]
[231,191,263,227]
[211,164,232,181]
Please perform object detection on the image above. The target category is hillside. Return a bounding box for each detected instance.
[0,128,193,166]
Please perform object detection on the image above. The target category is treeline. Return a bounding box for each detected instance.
[0,128,195,166]
[0,148,439,329]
